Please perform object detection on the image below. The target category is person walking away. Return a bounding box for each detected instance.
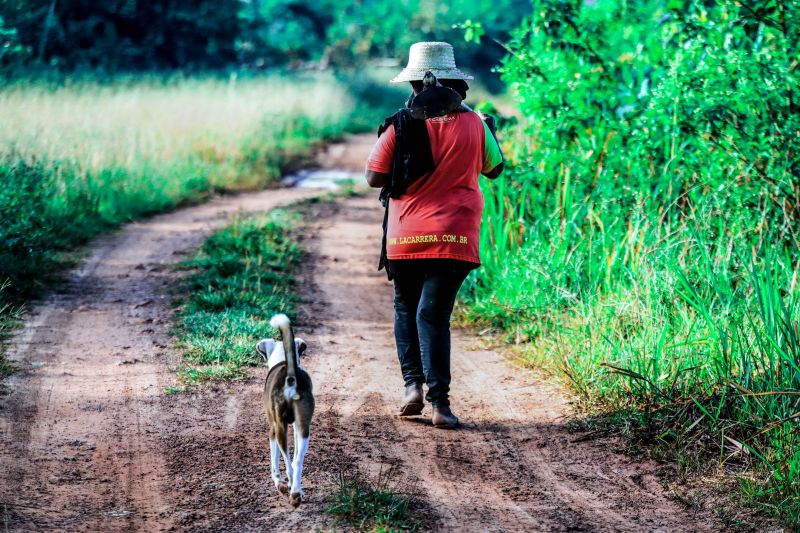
[364,42,504,429]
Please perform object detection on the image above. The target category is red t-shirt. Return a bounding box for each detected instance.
[366,111,503,265]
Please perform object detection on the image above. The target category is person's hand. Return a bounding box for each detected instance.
[476,111,499,141]
[476,111,503,164]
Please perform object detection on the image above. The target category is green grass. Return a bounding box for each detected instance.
[458,1,799,526]
[465,157,800,522]
[326,466,420,533]
[0,282,20,380]
[171,191,368,385]
[173,209,304,384]
[463,149,800,527]
[0,72,402,380]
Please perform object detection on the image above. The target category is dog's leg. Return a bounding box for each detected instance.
[279,424,293,491]
[290,433,310,504]
[272,424,290,494]
[269,438,283,490]
[290,422,310,507]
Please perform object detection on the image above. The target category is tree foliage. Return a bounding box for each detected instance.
[0,15,29,65]
[0,0,530,76]
[0,0,240,69]
[501,0,799,231]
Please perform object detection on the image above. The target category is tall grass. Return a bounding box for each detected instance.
[0,281,21,379]
[462,1,799,524]
[467,145,800,525]
[0,72,397,374]
[469,91,800,516]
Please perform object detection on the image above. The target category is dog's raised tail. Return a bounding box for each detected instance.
[270,313,300,401]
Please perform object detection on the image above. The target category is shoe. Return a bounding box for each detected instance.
[399,383,424,416]
[432,406,459,429]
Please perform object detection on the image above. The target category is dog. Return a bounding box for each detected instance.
[256,314,315,507]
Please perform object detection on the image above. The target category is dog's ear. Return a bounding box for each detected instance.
[256,339,277,361]
[295,338,307,357]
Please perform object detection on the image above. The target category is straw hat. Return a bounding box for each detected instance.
[390,42,474,83]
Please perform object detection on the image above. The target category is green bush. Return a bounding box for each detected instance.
[465,0,800,525]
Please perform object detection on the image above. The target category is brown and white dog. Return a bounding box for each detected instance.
[256,314,314,507]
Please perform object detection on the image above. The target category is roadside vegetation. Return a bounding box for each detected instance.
[0,74,392,377]
[170,195,357,386]
[1,74,362,300]
[0,282,21,379]
[463,0,799,526]
[172,208,303,385]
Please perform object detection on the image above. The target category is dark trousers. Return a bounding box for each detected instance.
[389,259,474,407]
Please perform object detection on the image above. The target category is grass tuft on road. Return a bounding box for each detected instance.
[173,209,303,384]
[0,282,21,380]
[326,466,420,533]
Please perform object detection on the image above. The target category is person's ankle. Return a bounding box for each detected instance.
[431,405,458,428]
[399,383,424,416]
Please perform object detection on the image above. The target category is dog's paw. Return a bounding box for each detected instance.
[277,481,289,495]
[289,492,302,508]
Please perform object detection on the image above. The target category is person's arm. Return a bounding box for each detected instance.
[365,124,396,187]
[366,170,389,188]
[483,161,504,179]
[481,119,504,180]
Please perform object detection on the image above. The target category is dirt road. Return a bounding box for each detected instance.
[1,137,721,531]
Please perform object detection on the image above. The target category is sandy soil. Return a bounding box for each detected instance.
[1,136,724,532]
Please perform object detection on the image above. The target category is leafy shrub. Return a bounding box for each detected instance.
[466,0,800,524]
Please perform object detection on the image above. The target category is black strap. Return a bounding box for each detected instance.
[378,197,392,280]
[375,109,433,280]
